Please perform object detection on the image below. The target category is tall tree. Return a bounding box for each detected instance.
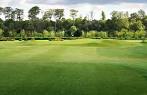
[43,9,54,21]
[15,8,24,21]
[70,9,78,20]
[138,9,146,19]
[90,11,94,20]
[54,9,64,20]
[143,16,147,30]
[53,9,64,31]
[70,9,78,25]
[11,10,16,20]
[3,7,13,20]
[28,6,40,20]
[111,11,119,19]
[101,11,106,20]
[0,7,3,17]
[130,12,140,21]
[130,20,145,31]
[24,20,34,37]
[110,11,129,31]
[111,11,128,19]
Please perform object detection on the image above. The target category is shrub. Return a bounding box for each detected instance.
[81,31,86,38]
[116,31,124,39]
[134,30,146,40]
[0,37,7,41]
[20,30,26,38]
[86,31,108,38]
[0,29,3,37]
[116,29,134,40]
[125,31,134,40]
[97,31,108,38]
[86,31,97,38]
[74,30,82,37]
[0,37,15,41]
[55,31,65,37]
[34,32,43,38]
[70,26,77,37]
[48,31,55,37]
[43,30,49,38]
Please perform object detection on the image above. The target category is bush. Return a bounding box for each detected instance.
[48,31,55,37]
[34,32,43,38]
[43,30,49,38]
[97,31,108,38]
[116,29,134,40]
[74,30,82,37]
[20,30,26,38]
[19,39,23,41]
[134,30,146,40]
[81,31,86,38]
[55,31,65,37]
[116,31,124,39]
[0,37,7,41]
[64,30,71,37]
[70,26,77,37]
[0,29,3,37]
[86,31,108,38]
[116,29,146,40]
[0,37,15,41]
[125,31,134,40]
[86,31,97,38]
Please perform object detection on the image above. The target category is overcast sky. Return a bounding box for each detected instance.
[0,0,147,19]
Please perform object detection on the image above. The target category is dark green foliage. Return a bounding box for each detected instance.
[28,6,40,20]
[74,30,82,37]
[0,6,146,39]
[101,11,106,20]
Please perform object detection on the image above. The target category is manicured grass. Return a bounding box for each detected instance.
[0,39,147,95]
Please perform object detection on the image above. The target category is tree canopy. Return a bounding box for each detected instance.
[0,6,146,40]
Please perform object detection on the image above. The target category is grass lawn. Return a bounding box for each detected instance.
[0,39,147,95]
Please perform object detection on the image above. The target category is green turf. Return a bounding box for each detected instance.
[0,39,147,95]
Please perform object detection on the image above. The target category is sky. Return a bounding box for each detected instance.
[0,0,147,19]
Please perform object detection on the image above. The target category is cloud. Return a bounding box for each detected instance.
[1,0,147,20]
[26,0,147,5]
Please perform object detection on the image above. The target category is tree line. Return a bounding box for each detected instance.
[0,6,147,40]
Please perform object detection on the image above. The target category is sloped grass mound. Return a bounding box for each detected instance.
[0,39,141,48]
[60,39,141,47]
[97,43,147,59]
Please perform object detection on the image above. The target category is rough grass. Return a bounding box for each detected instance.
[0,39,147,95]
